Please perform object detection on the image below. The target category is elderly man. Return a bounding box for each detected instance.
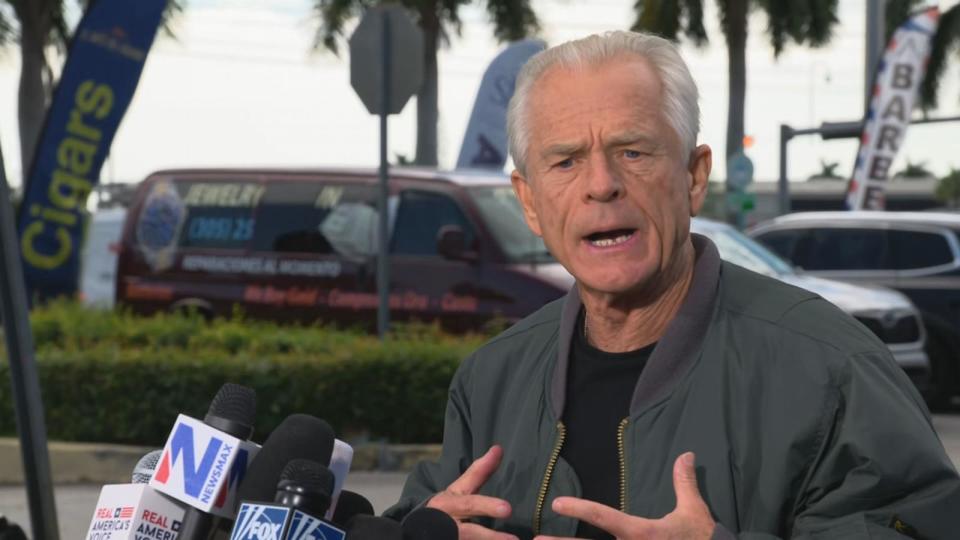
[384,31,960,539]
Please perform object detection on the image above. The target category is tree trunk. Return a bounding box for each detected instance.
[414,5,439,167]
[724,0,748,162]
[17,1,52,188]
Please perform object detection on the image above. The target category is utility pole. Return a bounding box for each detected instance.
[865,0,885,114]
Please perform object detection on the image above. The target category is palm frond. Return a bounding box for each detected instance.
[311,0,371,55]
[805,0,837,47]
[0,7,16,48]
[631,0,707,46]
[486,0,538,43]
[920,3,960,110]
[757,0,837,57]
[159,0,185,40]
[439,0,466,43]
[885,0,924,41]
[680,0,707,45]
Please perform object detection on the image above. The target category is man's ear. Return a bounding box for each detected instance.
[687,144,712,217]
[511,170,543,237]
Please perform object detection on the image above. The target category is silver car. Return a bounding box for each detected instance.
[692,218,930,392]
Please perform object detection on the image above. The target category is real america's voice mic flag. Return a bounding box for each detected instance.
[845,7,939,210]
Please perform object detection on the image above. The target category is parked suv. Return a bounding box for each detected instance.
[692,218,929,393]
[749,211,960,406]
[115,168,573,332]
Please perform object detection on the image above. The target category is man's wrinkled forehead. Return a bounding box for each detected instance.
[525,56,673,156]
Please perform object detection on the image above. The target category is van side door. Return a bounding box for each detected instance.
[388,188,488,331]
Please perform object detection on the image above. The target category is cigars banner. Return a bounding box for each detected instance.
[17,0,166,300]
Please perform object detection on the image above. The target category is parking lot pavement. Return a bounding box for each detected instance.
[2,415,959,539]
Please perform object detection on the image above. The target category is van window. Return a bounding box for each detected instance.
[468,186,552,263]
[252,182,377,260]
[890,229,955,269]
[796,228,889,271]
[754,229,803,262]
[178,181,263,250]
[390,190,475,256]
[176,179,378,260]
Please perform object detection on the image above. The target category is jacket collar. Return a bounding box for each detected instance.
[550,233,722,420]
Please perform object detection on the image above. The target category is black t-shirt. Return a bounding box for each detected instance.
[560,312,654,540]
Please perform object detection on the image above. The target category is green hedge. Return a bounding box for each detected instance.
[0,302,490,446]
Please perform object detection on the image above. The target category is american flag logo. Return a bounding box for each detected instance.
[119,507,135,519]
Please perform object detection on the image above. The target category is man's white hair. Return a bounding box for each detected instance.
[506,30,700,175]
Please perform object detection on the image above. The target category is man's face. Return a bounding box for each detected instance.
[511,55,711,297]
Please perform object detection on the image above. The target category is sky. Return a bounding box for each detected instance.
[0,0,958,187]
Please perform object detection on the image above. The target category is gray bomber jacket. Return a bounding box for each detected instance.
[384,235,960,539]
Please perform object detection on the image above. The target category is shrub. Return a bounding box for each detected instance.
[0,303,490,445]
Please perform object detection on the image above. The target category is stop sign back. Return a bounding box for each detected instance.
[349,6,424,115]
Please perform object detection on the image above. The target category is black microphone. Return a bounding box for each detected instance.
[151,383,258,540]
[230,434,345,540]
[274,459,336,517]
[0,516,27,540]
[344,515,403,539]
[236,414,336,504]
[330,490,374,527]
[401,507,458,540]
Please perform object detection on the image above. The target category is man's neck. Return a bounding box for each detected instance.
[580,242,696,353]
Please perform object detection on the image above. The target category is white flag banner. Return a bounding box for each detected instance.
[456,39,545,170]
[846,7,940,210]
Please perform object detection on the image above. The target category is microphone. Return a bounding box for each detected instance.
[236,414,336,504]
[229,460,345,540]
[343,515,402,539]
[84,450,187,540]
[132,450,163,484]
[325,440,354,520]
[0,516,27,540]
[330,491,373,527]
[150,383,259,540]
[401,507,458,540]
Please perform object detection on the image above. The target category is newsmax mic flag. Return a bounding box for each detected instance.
[845,7,939,210]
[17,0,166,300]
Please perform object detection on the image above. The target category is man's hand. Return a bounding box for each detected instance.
[535,452,715,540]
[427,445,519,540]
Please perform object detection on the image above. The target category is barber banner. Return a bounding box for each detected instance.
[845,7,939,210]
[17,0,166,300]
[456,39,545,170]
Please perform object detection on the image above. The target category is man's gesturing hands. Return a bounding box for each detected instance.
[535,452,716,540]
[426,445,519,540]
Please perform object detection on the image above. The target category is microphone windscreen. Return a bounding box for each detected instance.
[345,515,402,539]
[131,449,163,484]
[237,414,336,502]
[280,459,335,498]
[204,383,256,440]
[331,490,374,526]
[401,507,458,540]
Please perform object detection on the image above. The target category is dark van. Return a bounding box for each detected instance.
[115,167,573,331]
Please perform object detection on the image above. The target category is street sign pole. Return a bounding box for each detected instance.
[0,144,60,539]
[349,6,422,339]
[377,13,391,339]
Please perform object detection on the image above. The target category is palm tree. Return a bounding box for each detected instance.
[886,0,960,112]
[4,0,182,185]
[631,0,839,161]
[313,0,538,167]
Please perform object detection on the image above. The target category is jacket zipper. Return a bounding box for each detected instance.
[533,422,566,536]
[617,417,629,513]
